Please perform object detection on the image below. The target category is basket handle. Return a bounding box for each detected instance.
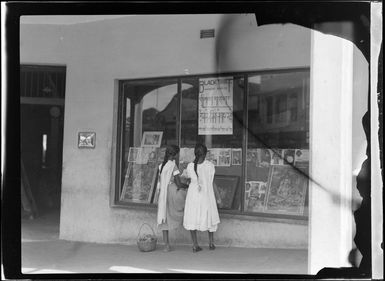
[137,223,156,240]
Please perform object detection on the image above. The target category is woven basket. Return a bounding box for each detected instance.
[137,223,157,252]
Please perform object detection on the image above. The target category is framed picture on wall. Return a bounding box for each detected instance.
[78,132,96,148]
[141,131,163,147]
[214,175,239,209]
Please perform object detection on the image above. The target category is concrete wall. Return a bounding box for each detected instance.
[20,14,313,248]
[308,24,368,273]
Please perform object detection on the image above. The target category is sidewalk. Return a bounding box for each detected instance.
[21,212,308,274]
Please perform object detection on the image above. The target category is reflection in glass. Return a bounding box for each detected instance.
[246,71,310,216]
[120,80,177,204]
[180,76,244,211]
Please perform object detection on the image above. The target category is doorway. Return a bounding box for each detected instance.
[20,65,65,237]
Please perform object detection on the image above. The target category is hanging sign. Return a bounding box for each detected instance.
[198,77,233,135]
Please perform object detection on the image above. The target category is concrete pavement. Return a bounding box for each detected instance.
[21,211,308,274]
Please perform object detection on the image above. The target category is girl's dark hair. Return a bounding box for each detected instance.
[160,145,180,175]
[193,143,208,177]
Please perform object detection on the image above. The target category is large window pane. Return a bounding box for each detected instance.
[119,79,178,204]
[245,71,310,216]
[180,76,244,211]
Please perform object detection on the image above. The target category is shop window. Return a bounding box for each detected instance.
[180,76,244,211]
[117,79,178,204]
[115,69,309,219]
[245,71,309,217]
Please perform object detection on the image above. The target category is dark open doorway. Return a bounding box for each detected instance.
[20,65,65,232]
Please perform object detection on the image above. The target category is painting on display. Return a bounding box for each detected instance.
[244,181,268,212]
[270,149,283,165]
[198,77,233,135]
[141,131,163,147]
[214,175,239,209]
[265,165,308,215]
[218,149,231,166]
[120,147,160,203]
[231,148,242,165]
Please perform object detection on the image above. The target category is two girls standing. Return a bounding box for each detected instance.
[156,143,221,252]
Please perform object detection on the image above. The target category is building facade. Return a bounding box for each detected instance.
[20,14,370,273]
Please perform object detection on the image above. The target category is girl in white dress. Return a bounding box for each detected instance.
[183,143,221,252]
[156,145,188,252]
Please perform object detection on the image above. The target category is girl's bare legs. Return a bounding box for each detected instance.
[190,230,202,252]
[208,231,215,250]
[162,230,171,252]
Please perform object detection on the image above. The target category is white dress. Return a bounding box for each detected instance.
[183,160,220,232]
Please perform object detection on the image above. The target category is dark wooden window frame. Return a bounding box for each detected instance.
[112,67,310,221]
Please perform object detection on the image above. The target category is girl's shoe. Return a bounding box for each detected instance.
[192,246,202,253]
[209,244,216,250]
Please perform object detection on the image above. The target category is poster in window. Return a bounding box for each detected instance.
[283,149,296,165]
[231,148,242,165]
[120,161,158,203]
[218,148,231,166]
[246,149,259,163]
[198,77,233,135]
[265,165,308,215]
[270,149,283,165]
[256,148,271,167]
[245,181,268,212]
[294,149,309,167]
[214,175,239,209]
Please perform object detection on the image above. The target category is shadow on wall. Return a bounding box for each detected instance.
[214,3,377,278]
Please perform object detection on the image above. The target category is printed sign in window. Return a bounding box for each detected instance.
[198,77,233,135]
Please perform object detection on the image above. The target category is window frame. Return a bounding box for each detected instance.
[112,67,310,221]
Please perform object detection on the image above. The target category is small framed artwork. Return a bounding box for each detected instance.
[141,131,163,147]
[231,148,242,165]
[78,132,96,148]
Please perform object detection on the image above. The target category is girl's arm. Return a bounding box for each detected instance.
[173,166,189,190]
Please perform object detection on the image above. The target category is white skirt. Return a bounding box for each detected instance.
[183,183,219,232]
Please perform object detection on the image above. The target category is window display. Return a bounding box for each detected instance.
[116,69,309,218]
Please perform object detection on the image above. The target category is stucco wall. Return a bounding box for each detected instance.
[20,14,311,248]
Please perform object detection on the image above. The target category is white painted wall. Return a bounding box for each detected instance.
[20,14,313,249]
[308,24,368,273]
